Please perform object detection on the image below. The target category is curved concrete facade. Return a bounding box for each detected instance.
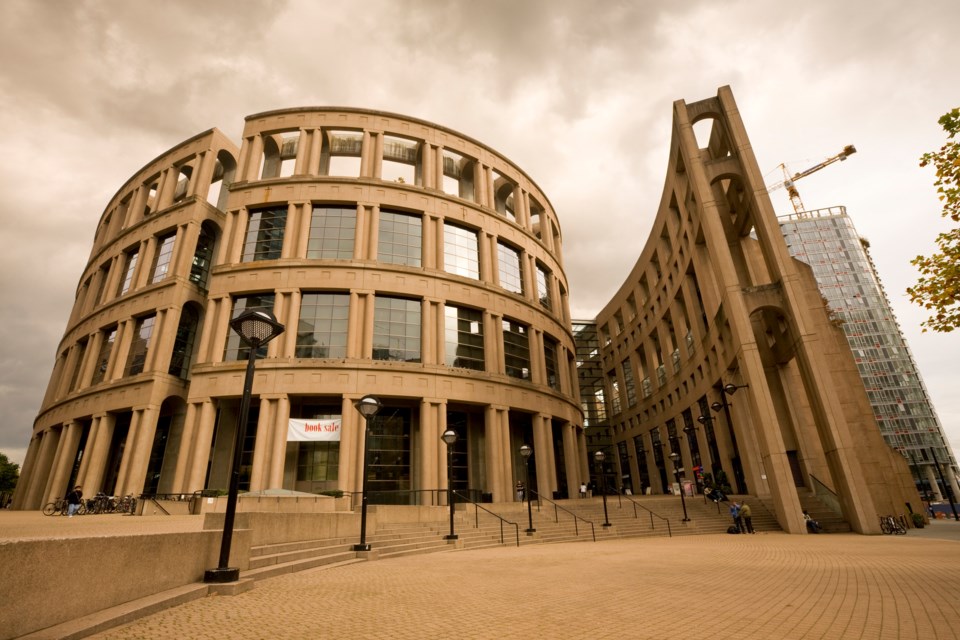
[16,108,583,510]
[591,87,920,533]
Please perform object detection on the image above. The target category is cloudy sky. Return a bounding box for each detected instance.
[1,0,958,467]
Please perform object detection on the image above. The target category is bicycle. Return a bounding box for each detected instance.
[42,497,67,516]
[879,515,906,535]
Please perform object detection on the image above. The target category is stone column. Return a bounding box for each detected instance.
[83,413,116,495]
[339,395,359,497]
[268,395,290,489]
[12,435,43,509]
[44,421,83,506]
[186,400,217,492]
[484,405,502,502]
[419,399,440,499]
[249,398,276,491]
[24,430,59,509]
[170,402,199,492]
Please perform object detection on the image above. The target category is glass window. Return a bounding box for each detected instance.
[378,210,422,267]
[241,206,286,262]
[497,242,524,294]
[91,327,116,384]
[117,249,139,296]
[502,318,530,380]
[444,305,484,371]
[536,264,552,310]
[296,293,349,358]
[443,223,480,279]
[150,234,176,284]
[544,335,560,390]
[168,306,199,379]
[189,224,215,290]
[373,296,421,362]
[224,294,276,361]
[623,359,637,407]
[307,205,356,260]
[123,315,156,376]
[381,135,420,185]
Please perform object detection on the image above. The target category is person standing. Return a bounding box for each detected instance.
[66,485,83,517]
[516,481,525,502]
[740,501,754,533]
[729,501,741,533]
[579,482,587,498]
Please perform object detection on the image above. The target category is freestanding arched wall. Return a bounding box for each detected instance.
[592,86,919,534]
[16,108,585,510]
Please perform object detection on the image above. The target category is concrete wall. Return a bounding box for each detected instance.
[0,529,249,640]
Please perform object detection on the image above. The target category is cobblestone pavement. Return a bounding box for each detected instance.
[83,530,960,640]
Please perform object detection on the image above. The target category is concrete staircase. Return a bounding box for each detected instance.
[239,494,783,583]
[796,494,852,533]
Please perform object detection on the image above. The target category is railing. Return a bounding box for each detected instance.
[810,474,843,516]
[453,490,520,547]
[616,495,672,537]
[348,488,484,509]
[532,491,596,542]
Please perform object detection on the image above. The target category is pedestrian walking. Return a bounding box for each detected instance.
[740,501,754,533]
[580,482,587,498]
[66,485,83,517]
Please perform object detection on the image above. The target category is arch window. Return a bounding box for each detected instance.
[378,210,422,267]
[529,198,545,240]
[443,223,479,279]
[322,130,362,177]
[307,205,356,259]
[497,242,524,295]
[91,327,116,385]
[544,335,560,390]
[373,296,421,362]
[502,318,530,380]
[224,294,276,361]
[117,248,139,296]
[150,234,176,283]
[441,149,475,201]
[123,314,156,377]
[242,206,286,262]
[444,305,484,371]
[296,293,349,359]
[189,223,217,290]
[168,306,199,379]
[143,179,159,217]
[536,263,552,310]
[381,135,421,185]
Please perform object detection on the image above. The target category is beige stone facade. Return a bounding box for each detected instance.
[16,89,921,535]
[591,87,920,533]
[16,108,582,510]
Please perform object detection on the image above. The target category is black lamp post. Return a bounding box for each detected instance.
[204,309,285,584]
[353,394,382,551]
[441,428,458,540]
[670,451,690,522]
[594,450,612,527]
[520,444,535,533]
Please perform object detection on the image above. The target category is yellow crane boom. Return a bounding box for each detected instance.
[769,144,857,215]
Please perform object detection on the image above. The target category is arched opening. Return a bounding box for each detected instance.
[382,134,421,185]
[207,149,237,210]
[145,396,188,495]
[172,164,193,203]
[321,129,362,177]
[168,303,202,379]
[493,171,516,221]
[441,149,476,202]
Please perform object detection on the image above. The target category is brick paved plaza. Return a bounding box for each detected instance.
[81,528,960,640]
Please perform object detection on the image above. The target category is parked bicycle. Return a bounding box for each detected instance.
[42,496,86,516]
[879,514,907,535]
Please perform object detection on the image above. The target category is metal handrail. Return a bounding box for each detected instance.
[453,490,520,547]
[617,495,672,537]
[810,474,843,516]
[533,491,596,542]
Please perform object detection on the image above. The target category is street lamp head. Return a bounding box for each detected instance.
[683,424,697,434]
[355,395,382,419]
[669,451,679,461]
[723,383,747,396]
[697,415,709,424]
[230,309,285,347]
[710,401,723,412]
[441,428,457,446]
[520,444,532,459]
[594,450,605,462]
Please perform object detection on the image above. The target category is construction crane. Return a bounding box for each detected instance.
[768,144,857,215]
